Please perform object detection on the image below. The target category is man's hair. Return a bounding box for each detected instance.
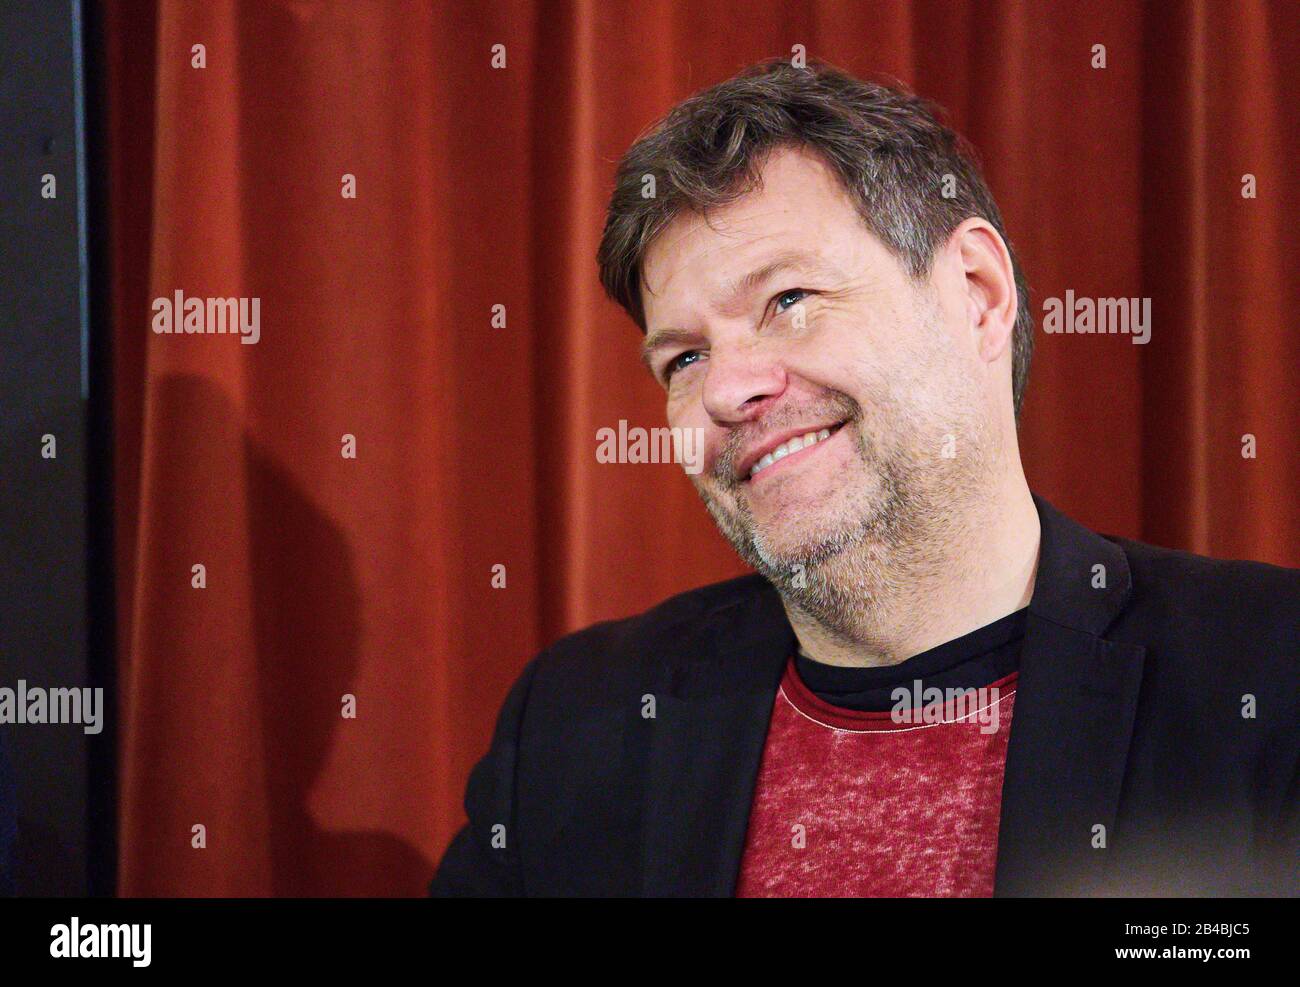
[597,58,1034,418]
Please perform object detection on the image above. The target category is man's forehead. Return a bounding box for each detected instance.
[640,148,864,319]
[643,224,795,300]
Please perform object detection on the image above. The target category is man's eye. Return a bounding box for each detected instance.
[774,289,809,313]
[664,350,702,381]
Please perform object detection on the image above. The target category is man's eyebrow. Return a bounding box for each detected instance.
[713,249,833,314]
[640,250,838,370]
[640,327,699,371]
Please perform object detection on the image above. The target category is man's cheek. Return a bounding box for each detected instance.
[691,467,735,505]
[688,426,728,482]
[674,425,707,475]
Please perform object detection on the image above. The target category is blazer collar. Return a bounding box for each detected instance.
[1025,493,1133,635]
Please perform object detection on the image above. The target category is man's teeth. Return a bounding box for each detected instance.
[749,428,833,479]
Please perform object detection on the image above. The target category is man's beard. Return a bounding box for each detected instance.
[695,392,990,644]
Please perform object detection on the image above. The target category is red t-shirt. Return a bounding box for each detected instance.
[736,659,1018,897]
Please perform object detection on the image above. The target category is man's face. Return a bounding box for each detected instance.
[640,145,991,591]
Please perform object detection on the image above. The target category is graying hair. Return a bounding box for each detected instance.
[597,58,1034,418]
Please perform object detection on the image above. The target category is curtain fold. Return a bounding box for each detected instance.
[104,0,1299,895]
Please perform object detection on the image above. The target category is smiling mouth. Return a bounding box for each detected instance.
[746,422,846,481]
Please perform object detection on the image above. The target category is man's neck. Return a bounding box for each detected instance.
[786,477,1041,668]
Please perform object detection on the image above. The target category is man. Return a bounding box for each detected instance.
[431,60,1297,896]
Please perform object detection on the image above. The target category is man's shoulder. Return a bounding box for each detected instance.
[1105,534,1298,690]
[536,572,774,678]
[1111,533,1300,626]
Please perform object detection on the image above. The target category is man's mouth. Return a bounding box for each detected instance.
[743,421,846,482]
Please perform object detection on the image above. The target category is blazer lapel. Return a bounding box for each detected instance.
[640,580,793,896]
[994,496,1147,895]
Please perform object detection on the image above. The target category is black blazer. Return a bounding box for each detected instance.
[0,730,13,896]
[431,495,1299,896]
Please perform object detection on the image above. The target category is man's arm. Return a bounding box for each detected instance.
[428,656,540,897]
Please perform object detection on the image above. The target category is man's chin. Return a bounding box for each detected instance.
[703,490,860,569]
[750,527,855,574]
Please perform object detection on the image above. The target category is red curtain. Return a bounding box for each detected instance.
[104,0,1299,895]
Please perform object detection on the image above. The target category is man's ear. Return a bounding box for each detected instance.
[951,218,1017,365]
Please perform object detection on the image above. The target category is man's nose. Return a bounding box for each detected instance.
[701,339,786,425]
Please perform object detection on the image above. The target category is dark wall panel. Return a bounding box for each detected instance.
[0,0,97,897]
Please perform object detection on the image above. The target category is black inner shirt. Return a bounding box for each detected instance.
[793,607,1027,713]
